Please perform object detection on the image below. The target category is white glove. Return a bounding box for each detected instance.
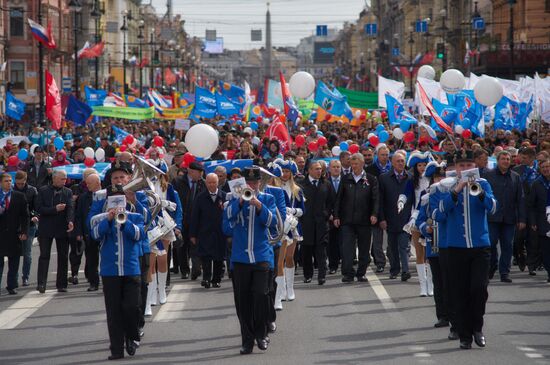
[294,208,303,218]
[546,207,550,224]
[403,216,415,235]
[397,194,407,214]
[283,216,294,234]
[162,200,177,212]
[286,207,296,215]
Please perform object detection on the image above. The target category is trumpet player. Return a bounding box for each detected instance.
[222,166,278,355]
[438,153,497,350]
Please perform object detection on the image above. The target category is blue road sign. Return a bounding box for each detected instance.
[392,48,400,56]
[316,25,328,37]
[472,17,485,30]
[415,20,428,33]
[364,23,377,36]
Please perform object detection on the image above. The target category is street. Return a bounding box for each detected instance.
[0,247,549,365]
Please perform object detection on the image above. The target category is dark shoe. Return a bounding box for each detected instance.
[547,277,550,283]
[268,322,277,333]
[201,280,211,289]
[181,273,189,279]
[256,337,268,351]
[22,279,29,287]
[71,276,79,285]
[318,278,326,285]
[303,277,312,283]
[401,272,411,282]
[108,354,124,360]
[353,258,358,266]
[376,266,384,273]
[170,268,179,274]
[240,346,253,355]
[6,288,17,295]
[448,330,459,340]
[212,282,221,288]
[57,288,67,293]
[138,327,144,338]
[528,270,536,276]
[460,340,472,349]
[329,269,337,275]
[500,275,512,283]
[473,332,486,347]
[87,285,99,292]
[341,276,354,283]
[518,260,526,272]
[37,285,45,294]
[125,339,139,356]
[488,266,497,280]
[191,274,199,281]
[389,273,398,279]
[538,265,544,271]
[357,276,369,282]
[434,319,450,328]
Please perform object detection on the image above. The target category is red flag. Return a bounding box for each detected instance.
[138,58,150,68]
[265,114,292,153]
[279,71,290,116]
[46,21,56,49]
[416,81,453,134]
[164,68,176,86]
[79,41,104,59]
[46,70,62,130]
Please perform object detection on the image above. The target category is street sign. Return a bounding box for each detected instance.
[392,47,400,56]
[472,17,485,30]
[364,23,377,36]
[251,29,262,42]
[316,25,328,37]
[415,20,428,33]
[62,77,72,93]
[205,29,217,42]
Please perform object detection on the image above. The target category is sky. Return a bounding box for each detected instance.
[151,0,368,50]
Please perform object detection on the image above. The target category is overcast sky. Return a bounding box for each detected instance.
[151,0,368,49]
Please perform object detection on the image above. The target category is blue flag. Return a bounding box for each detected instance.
[332,87,355,120]
[84,86,107,107]
[216,93,242,117]
[431,98,458,132]
[447,90,485,135]
[65,95,93,126]
[219,82,246,107]
[112,125,131,144]
[5,92,26,120]
[124,95,149,108]
[203,159,253,174]
[385,94,417,128]
[495,96,533,131]
[314,81,354,119]
[194,87,217,119]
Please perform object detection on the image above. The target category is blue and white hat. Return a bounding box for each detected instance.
[407,151,432,168]
[266,161,283,178]
[274,158,298,175]
[423,160,447,178]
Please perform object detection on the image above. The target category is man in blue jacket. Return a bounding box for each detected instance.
[223,166,278,355]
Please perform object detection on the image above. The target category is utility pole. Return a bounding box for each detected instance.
[265,2,272,80]
[509,0,515,79]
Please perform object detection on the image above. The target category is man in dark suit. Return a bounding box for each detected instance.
[326,159,342,274]
[173,161,206,280]
[339,151,352,175]
[26,146,51,189]
[190,173,227,288]
[300,161,335,285]
[36,169,75,293]
[334,153,379,283]
[0,173,29,295]
[379,152,414,281]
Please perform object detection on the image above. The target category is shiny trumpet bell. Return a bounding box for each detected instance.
[469,182,482,196]
[242,187,255,201]
[115,211,127,225]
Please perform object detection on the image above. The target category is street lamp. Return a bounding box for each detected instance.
[137,19,145,97]
[90,0,101,90]
[68,0,82,98]
[408,27,414,98]
[508,0,516,79]
[423,18,431,53]
[120,10,132,94]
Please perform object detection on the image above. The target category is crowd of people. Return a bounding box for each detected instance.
[0,113,549,358]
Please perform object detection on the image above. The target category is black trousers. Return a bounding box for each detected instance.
[341,224,372,278]
[232,262,270,348]
[201,257,224,283]
[37,236,69,289]
[0,255,20,290]
[302,243,327,280]
[84,237,100,286]
[138,255,150,328]
[537,235,550,275]
[447,247,490,342]
[429,256,447,321]
[438,248,455,330]
[371,225,386,268]
[328,226,341,271]
[69,237,84,277]
[102,275,141,356]
[178,235,201,277]
[267,246,280,325]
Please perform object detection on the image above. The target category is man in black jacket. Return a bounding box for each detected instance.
[36,170,74,293]
[0,173,29,295]
[173,162,206,280]
[26,147,51,189]
[334,153,379,283]
[300,161,335,285]
[326,160,342,274]
[484,150,525,282]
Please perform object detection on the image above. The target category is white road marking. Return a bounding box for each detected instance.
[366,268,396,310]
[0,291,55,329]
[153,284,190,322]
[517,346,546,361]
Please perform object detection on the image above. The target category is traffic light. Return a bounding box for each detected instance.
[436,43,445,59]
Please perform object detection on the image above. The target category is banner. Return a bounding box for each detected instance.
[92,106,154,120]
[216,93,242,117]
[85,86,107,107]
[336,88,378,110]
[314,81,353,118]
[5,91,26,120]
[203,159,253,174]
[53,162,110,180]
[378,75,405,108]
[194,87,217,119]
[155,105,194,120]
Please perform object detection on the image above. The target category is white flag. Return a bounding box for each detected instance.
[414,77,448,114]
[378,76,405,108]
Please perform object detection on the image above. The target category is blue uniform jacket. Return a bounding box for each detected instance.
[223,192,278,265]
[264,186,287,250]
[283,188,305,239]
[428,185,448,250]
[439,179,497,249]
[416,190,438,258]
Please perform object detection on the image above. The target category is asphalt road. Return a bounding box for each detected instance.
[0,244,549,365]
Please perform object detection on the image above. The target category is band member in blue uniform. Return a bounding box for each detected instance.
[223,166,278,355]
[439,153,497,350]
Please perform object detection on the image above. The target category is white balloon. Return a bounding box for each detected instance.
[418,65,436,80]
[289,71,316,99]
[440,69,465,94]
[243,127,253,134]
[30,144,39,156]
[95,148,105,162]
[251,136,260,145]
[454,125,464,134]
[474,77,504,107]
[84,147,95,159]
[355,110,362,119]
[331,146,341,156]
[184,124,219,158]
[367,133,375,139]
[393,128,404,140]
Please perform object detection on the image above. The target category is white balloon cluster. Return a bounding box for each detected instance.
[185,124,219,158]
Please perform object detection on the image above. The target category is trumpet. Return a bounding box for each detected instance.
[468,176,483,197]
[115,207,127,225]
[241,187,255,201]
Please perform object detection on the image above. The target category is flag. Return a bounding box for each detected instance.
[124,95,149,108]
[385,94,417,127]
[494,96,533,131]
[431,98,458,132]
[204,159,254,174]
[79,41,105,59]
[332,86,355,120]
[65,95,93,126]
[138,58,150,68]
[46,70,62,130]
[219,82,246,107]
[378,76,405,108]
[147,90,171,108]
[28,19,56,49]
[246,104,264,121]
[84,86,107,107]
[5,92,26,120]
[264,79,285,110]
[535,73,550,122]
[415,77,448,113]
[278,71,299,122]
[112,126,131,144]
[216,92,242,117]
[103,92,126,107]
[164,68,176,86]
[265,115,292,153]
[73,41,90,59]
[314,81,353,118]
[416,80,453,134]
[448,90,485,135]
[194,86,217,119]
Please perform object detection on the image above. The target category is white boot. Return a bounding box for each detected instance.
[144,283,154,316]
[280,272,287,301]
[157,271,168,304]
[274,276,285,311]
[417,264,428,297]
[149,273,158,306]
[426,264,434,296]
[284,267,295,301]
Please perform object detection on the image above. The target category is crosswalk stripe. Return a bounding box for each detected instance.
[153,284,190,322]
[0,291,55,329]
[366,268,397,310]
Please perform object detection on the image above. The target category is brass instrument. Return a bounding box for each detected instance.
[241,187,255,201]
[115,207,127,225]
[468,176,483,197]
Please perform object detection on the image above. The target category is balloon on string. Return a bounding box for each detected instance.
[54,137,64,150]
[474,76,504,107]
[403,131,415,143]
[289,71,316,99]
[185,124,219,158]
[360,114,367,121]
[349,143,360,153]
[153,136,164,147]
[84,157,95,168]
[295,134,306,147]
[183,152,195,165]
[7,155,19,167]
[339,141,349,151]
[308,141,318,152]
[462,129,473,139]
[256,116,263,123]
[17,149,29,161]
[375,124,385,133]
[368,135,380,147]
[243,127,253,134]
[124,135,135,145]
[250,121,259,130]
[393,128,404,140]
[379,130,390,143]
[324,113,332,121]
[316,130,324,136]
[440,69,466,94]
[418,65,436,80]
[95,148,105,162]
[454,125,464,134]
[331,146,341,156]
[317,136,328,147]
[380,111,387,119]
[461,118,472,129]
[119,144,127,152]
[84,147,95,159]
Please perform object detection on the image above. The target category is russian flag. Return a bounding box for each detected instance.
[28,19,56,49]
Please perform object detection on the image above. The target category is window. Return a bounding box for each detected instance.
[10,8,24,37]
[546,0,550,12]
[10,61,25,90]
